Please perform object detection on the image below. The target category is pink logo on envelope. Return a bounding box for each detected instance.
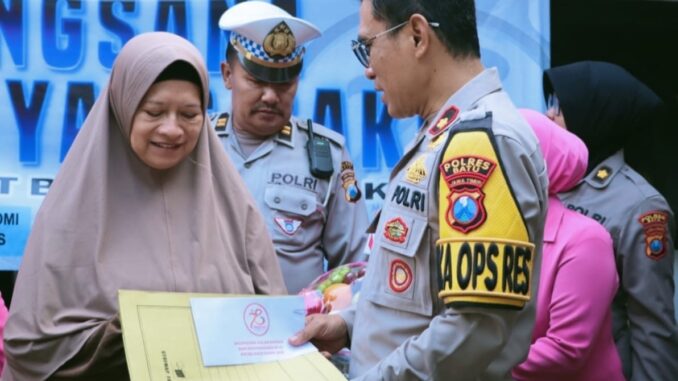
[243,303,270,336]
[274,217,302,235]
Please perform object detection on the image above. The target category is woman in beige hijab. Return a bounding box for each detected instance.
[2,32,286,380]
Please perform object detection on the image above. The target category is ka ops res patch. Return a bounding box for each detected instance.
[436,124,535,309]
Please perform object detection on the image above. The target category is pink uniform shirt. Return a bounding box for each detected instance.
[513,109,624,381]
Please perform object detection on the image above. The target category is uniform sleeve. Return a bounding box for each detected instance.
[513,227,618,380]
[322,148,369,269]
[245,203,288,295]
[619,198,678,381]
[355,133,548,381]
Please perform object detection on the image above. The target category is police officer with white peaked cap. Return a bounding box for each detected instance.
[213,1,368,294]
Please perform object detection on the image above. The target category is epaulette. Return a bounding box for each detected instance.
[211,112,230,132]
[296,119,345,146]
[452,111,493,132]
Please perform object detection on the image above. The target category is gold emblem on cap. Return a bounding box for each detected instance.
[263,21,296,58]
[405,154,428,184]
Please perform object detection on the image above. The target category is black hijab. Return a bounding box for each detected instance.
[543,61,662,172]
[544,61,678,243]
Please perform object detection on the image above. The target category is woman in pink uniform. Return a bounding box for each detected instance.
[512,109,624,381]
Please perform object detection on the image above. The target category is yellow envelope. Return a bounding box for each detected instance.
[119,289,347,381]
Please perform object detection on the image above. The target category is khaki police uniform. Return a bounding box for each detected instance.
[214,114,368,294]
[215,2,368,294]
[559,150,678,380]
[341,68,548,380]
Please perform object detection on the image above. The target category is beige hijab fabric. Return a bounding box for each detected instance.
[2,32,286,380]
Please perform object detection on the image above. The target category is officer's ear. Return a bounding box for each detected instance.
[221,61,234,90]
[409,13,432,59]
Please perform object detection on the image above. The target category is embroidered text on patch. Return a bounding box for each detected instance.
[439,156,496,233]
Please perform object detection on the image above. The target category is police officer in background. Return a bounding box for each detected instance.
[544,61,678,381]
[214,1,368,294]
[290,1,548,379]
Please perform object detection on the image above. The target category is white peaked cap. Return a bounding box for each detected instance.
[218,1,321,44]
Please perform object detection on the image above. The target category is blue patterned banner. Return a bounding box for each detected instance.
[0,0,549,269]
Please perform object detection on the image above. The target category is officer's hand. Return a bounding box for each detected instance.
[289,313,348,357]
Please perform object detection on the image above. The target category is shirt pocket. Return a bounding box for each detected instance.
[264,185,322,248]
[363,209,433,317]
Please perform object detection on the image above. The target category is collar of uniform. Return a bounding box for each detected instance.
[425,67,501,135]
[583,150,624,189]
[449,67,502,113]
[222,116,295,149]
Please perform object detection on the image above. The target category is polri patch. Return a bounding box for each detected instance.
[340,161,362,202]
[439,155,496,233]
[638,211,669,260]
[384,217,409,244]
[428,105,459,137]
[274,217,302,236]
[389,259,413,293]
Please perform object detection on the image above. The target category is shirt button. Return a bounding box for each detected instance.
[274,197,281,204]
[244,163,251,168]
[301,203,308,210]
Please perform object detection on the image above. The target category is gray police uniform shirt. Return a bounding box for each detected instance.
[341,68,548,381]
[559,150,678,381]
[214,115,368,294]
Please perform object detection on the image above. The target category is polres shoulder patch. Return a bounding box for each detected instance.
[436,126,535,310]
[439,156,496,233]
[340,161,362,202]
[638,211,669,260]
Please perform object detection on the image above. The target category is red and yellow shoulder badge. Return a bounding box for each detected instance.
[439,156,496,233]
[638,211,669,260]
[428,105,459,137]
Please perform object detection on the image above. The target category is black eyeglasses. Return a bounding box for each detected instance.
[546,93,561,116]
[351,21,440,68]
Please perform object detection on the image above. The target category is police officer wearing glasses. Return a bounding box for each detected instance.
[213,1,368,294]
[290,1,548,379]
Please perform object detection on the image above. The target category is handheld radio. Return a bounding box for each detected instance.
[305,119,334,179]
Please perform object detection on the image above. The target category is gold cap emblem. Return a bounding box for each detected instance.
[263,21,296,58]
